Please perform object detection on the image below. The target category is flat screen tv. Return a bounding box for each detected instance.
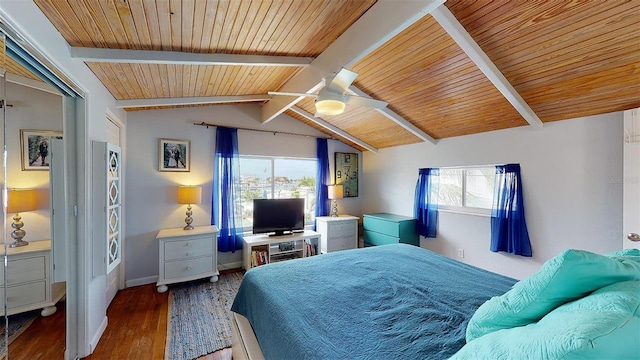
[253,198,305,236]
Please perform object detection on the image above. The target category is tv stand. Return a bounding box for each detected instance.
[243,230,320,270]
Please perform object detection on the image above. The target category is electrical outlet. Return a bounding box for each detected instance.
[457,248,464,258]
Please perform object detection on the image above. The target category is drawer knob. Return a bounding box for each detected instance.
[186,242,191,246]
[186,266,192,271]
[186,252,191,256]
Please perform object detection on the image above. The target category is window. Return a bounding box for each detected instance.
[438,167,495,213]
[239,156,317,231]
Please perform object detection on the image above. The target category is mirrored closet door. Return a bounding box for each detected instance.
[1,27,70,359]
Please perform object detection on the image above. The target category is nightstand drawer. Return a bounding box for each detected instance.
[164,256,214,279]
[327,236,356,252]
[164,237,213,260]
[0,255,46,286]
[0,281,47,309]
[327,222,355,237]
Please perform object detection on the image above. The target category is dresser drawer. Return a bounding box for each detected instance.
[0,281,47,309]
[327,221,356,238]
[363,216,401,237]
[164,256,214,279]
[164,237,213,261]
[0,255,46,286]
[363,231,399,247]
[327,236,356,252]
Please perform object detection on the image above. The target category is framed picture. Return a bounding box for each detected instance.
[20,129,63,171]
[335,152,358,197]
[159,138,190,172]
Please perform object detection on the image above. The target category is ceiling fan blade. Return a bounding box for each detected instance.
[268,91,317,98]
[326,68,358,93]
[344,95,388,109]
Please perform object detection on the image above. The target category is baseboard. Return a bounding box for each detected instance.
[125,262,242,289]
[218,261,243,272]
[125,275,158,288]
[90,315,108,354]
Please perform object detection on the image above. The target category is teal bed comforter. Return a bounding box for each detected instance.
[231,243,516,359]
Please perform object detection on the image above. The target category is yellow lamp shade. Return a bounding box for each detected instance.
[327,185,344,200]
[7,189,37,213]
[177,186,202,204]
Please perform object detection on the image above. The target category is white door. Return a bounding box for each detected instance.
[106,118,121,306]
[623,108,640,250]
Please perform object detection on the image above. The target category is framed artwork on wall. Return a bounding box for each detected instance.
[335,152,358,197]
[20,129,63,171]
[159,138,190,172]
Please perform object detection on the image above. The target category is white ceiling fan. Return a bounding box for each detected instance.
[268,68,388,116]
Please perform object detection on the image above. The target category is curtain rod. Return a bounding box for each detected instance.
[193,121,336,140]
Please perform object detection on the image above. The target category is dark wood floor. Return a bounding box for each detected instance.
[8,274,236,359]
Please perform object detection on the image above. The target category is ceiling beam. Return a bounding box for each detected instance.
[1,72,60,96]
[289,106,378,153]
[116,95,270,109]
[430,5,544,130]
[346,87,437,144]
[261,0,446,124]
[69,46,313,67]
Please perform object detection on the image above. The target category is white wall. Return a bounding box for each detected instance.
[0,1,128,356]
[124,104,361,285]
[5,82,62,242]
[363,112,623,280]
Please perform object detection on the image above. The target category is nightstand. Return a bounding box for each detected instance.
[156,225,219,293]
[316,215,359,253]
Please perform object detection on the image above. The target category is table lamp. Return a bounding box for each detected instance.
[7,188,37,247]
[327,185,343,217]
[177,186,202,230]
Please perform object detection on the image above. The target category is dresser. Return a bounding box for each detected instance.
[0,240,66,316]
[156,225,219,293]
[363,213,419,247]
[316,215,359,253]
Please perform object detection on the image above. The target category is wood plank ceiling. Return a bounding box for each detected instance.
[34,0,640,151]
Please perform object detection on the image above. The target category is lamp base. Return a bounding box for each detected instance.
[183,204,194,230]
[330,199,339,217]
[10,239,29,248]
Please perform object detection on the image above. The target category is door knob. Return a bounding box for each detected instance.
[628,233,640,242]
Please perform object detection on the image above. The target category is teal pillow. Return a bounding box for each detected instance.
[453,280,640,360]
[466,249,640,342]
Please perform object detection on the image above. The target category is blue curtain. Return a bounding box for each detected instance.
[491,164,532,257]
[314,138,331,229]
[414,168,439,238]
[212,127,243,253]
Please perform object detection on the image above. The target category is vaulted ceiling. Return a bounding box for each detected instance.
[28,0,640,152]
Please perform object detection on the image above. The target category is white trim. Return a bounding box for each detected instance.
[117,95,270,109]
[347,86,437,144]
[70,46,313,67]
[217,261,244,272]
[430,5,544,130]
[289,105,378,152]
[438,206,491,218]
[2,72,61,95]
[125,275,159,288]
[89,316,108,354]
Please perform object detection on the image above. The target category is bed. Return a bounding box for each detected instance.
[231,244,640,360]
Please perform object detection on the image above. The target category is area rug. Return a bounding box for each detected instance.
[165,272,244,360]
[0,309,40,359]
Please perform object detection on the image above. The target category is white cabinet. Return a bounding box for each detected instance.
[156,225,219,293]
[0,240,66,316]
[243,230,320,270]
[316,216,358,253]
[92,141,122,276]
